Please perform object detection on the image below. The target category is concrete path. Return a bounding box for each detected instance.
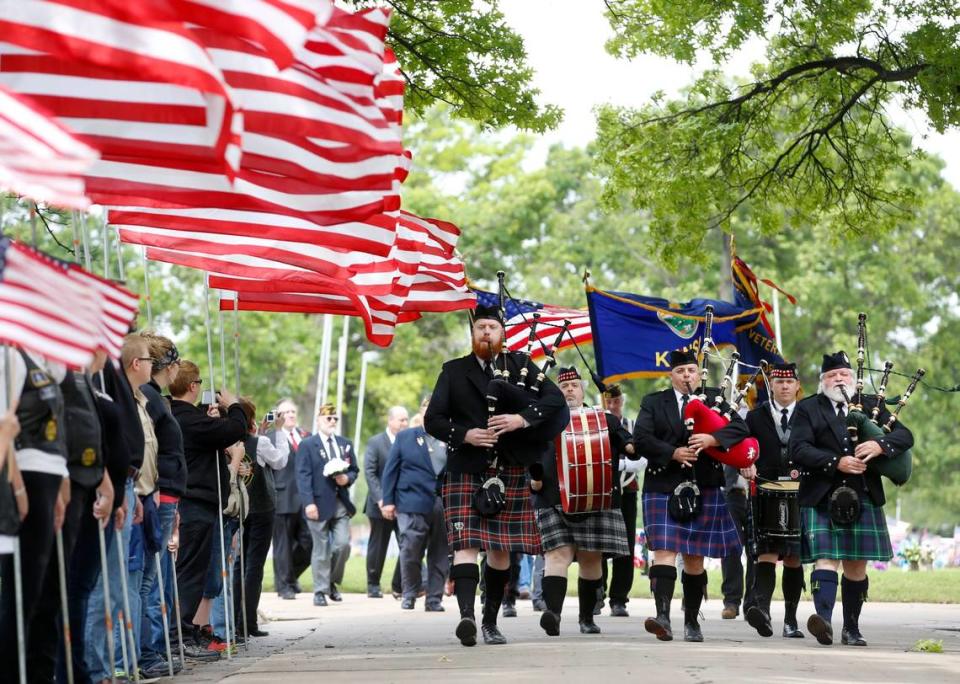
[175,594,959,683]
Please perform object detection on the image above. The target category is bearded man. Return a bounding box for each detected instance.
[790,352,913,647]
[424,305,568,647]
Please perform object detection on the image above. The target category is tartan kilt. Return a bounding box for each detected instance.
[535,506,630,556]
[801,499,893,563]
[442,467,541,555]
[642,487,741,559]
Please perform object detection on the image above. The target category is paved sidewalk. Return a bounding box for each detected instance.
[176,593,959,683]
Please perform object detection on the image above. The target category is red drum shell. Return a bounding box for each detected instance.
[682,399,760,468]
[554,407,614,514]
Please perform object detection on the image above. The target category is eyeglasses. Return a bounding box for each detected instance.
[136,357,154,364]
[190,378,203,385]
[323,416,339,422]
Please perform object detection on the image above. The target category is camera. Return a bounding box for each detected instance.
[201,389,216,406]
[265,410,276,423]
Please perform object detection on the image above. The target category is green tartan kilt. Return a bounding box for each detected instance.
[801,499,893,563]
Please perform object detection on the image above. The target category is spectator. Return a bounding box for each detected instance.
[269,399,311,600]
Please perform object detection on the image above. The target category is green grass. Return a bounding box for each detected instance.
[262,556,960,603]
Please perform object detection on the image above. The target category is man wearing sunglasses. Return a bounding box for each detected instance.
[296,404,358,606]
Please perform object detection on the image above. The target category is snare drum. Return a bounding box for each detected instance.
[554,407,614,514]
[754,480,801,540]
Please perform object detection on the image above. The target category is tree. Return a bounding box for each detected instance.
[596,1,960,265]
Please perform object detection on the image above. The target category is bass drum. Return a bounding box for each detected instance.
[554,407,614,514]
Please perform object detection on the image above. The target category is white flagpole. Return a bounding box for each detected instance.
[335,317,349,435]
[102,214,110,279]
[141,247,152,327]
[312,314,334,433]
[772,289,783,357]
[353,352,371,449]
[113,220,125,282]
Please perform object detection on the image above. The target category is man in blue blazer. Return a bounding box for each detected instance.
[296,403,359,606]
[381,408,449,612]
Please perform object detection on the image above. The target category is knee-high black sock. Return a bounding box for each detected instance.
[781,565,804,625]
[482,565,510,626]
[450,563,479,619]
[841,575,869,632]
[578,577,603,623]
[649,564,677,619]
[811,569,838,622]
[541,575,567,615]
[755,561,776,610]
[681,571,707,625]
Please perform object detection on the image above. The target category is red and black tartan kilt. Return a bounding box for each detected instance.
[442,466,542,555]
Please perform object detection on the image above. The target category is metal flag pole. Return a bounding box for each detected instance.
[153,553,175,677]
[115,532,140,682]
[96,523,116,684]
[232,295,240,393]
[218,303,227,390]
[203,274,232,660]
[311,314,333,434]
[141,247,152,327]
[334,317,349,436]
[5,346,26,684]
[102,213,110,280]
[353,351,371,449]
[772,289,783,357]
[113,220,125,282]
[117,606,129,680]
[230,294,249,648]
[169,548,186,666]
[216,293,236,654]
[56,529,75,684]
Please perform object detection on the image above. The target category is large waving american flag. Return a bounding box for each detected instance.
[471,288,592,359]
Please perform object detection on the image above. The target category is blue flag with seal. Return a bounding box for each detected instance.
[586,285,783,383]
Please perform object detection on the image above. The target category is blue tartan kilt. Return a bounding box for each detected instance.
[642,487,741,559]
[801,499,893,563]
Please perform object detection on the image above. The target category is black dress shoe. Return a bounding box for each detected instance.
[455,617,477,647]
[481,623,507,645]
[841,628,867,646]
[782,622,805,638]
[367,586,383,598]
[644,616,673,641]
[248,628,269,637]
[807,614,833,645]
[279,590,296,600]
[532,599,546,613]
[610,603,629,617]
[401,597,415,610]
[501,603,518,618]
[329,585,342,602]
[746,605,774,638]
[683,621,704,642]
[425,603,445,612]
[539,610,560,636]
[579,620,601,634]
[313,593,328,607]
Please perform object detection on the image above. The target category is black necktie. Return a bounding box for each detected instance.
[680,394,689,423]
[780,408,789,431]
[483,361,494,379]
[836,402,846,419]
[327,437,336,459]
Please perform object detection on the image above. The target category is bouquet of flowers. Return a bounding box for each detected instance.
[323,457,350,478]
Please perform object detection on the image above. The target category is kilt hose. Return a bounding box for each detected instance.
[642,487,741,558]
[536,505,631,556]
[442,466,542,555]
[801,499,893,563]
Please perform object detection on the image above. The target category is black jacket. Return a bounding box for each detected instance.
[533,409,636,509]
[100,362,144,470]
[141,381,187,497]
[633,387,749,493]
[790,393,913,507]
[269,427,309,515]
[745,401,799,483]
[424,352,569,474]
[94,389,130,512]
[171,400,247,507]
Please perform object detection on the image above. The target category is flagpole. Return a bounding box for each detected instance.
[102,214,110,279]
[113,220,125,281]
[772,289,783,357]
[142,247,153,327]
[335,317,349,435]
[353,351,372,449]
[232,295,241,395]
[312,314,333,433]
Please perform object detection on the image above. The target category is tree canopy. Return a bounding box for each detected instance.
[596,1,960,264]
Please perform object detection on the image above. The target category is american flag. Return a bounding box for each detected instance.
[471,288,592,359]
[65,264,139,360]
[0,238,101,368]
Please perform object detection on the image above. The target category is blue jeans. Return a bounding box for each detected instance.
[85,478,135,680]
[518,554,533,592]
[139,500,178,667]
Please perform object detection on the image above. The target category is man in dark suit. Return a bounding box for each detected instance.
[381,402,449,612]
[297,403,359,606]
[742,361,805,639]
[425,304,568,647]
[791,352,913,647]
[269,399,312,600]
[633,349,749,643]
[364,406,408,598]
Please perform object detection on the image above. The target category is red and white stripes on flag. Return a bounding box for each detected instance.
[65,264,139,359]
[0,85,97,208]
[0,238,101,368]
[506,308,593,360]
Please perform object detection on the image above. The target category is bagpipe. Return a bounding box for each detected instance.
[842,313,922,486]
[681,304,761,469]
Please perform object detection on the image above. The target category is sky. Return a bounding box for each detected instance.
[498,0,960,189]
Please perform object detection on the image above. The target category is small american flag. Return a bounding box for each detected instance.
[471,288,592,359]
[0,238,101,368]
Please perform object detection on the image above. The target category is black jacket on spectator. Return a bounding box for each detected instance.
[633,387,749,493]
[141,380,187,497]
[100,361,145,470]
[171,400,247,507]
[94,389,130,512]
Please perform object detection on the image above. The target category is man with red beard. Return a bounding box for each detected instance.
[424,305,568,647]
[791,352,913,647]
